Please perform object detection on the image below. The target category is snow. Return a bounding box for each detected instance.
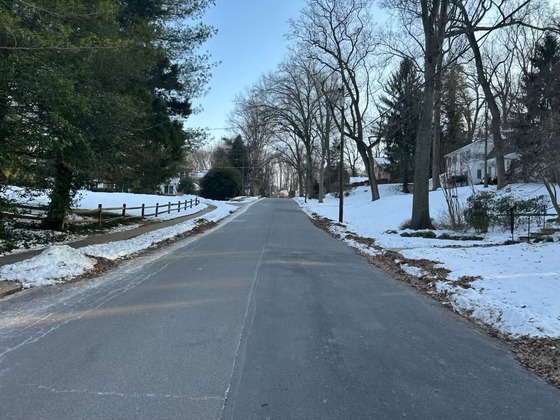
[296,183,560,339]
[2,182,559,339]
[0,193,239,288]
[80,199,236,260]
[2,187,207,221]
[0,246,96,287]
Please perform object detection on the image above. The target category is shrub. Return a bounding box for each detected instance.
[464,191,495,233]
[178,174,197,195]
[493,194,549,228]
[200,168,241,200]
[464,191,551,232]
[400,230,437,238]
[437,233,484,241]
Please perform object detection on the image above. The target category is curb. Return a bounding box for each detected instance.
[0,281,22,298]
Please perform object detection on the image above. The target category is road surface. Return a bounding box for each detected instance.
[0,198,559,419]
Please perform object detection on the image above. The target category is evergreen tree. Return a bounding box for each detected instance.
[0,0,216,229]
[440,64,468,156]
[227,135,250,194]
[379,58,423,193]
[200,168,241,200]
[515,33,560,216]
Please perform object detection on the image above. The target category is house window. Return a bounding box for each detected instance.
[477,169,482,180]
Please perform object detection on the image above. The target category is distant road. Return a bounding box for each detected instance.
[0,198,559,419]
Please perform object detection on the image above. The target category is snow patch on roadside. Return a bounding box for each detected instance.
[0,246,96,288]
[0,202,238,287]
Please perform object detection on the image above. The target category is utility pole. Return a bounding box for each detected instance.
[339,86,344,223]
[484,102,489,188]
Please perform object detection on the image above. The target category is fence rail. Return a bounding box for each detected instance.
[502,206,558,241]
[1,198,201,226]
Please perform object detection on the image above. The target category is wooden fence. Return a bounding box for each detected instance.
[1,198,201,226]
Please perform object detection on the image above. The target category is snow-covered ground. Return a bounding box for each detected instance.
[3,187,207,221]
[295,183,560,339]
[0,190,252,287]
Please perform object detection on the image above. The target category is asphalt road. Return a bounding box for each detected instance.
[0,198,559,419]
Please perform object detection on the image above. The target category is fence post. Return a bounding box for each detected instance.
[196,198,199,206]
[155,203,159,217]
[509,206,515,241]
[122,203,126,220]
[184,200,187,210]
[141,204,145,218]
[189,199,193,208]
[177,201,180,212]
[168,201,171,214]
[98,204,103,225]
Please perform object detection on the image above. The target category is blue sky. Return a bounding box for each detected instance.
[185,0,304,143]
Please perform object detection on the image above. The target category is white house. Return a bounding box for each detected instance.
[444,139,519,185]
[157,177,180,195]
[374,157,391,182]
[444,140,494,185]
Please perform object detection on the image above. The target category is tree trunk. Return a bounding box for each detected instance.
[402,165,410,194]
[356,143,380,201]
[365,146,380,200]
[541,175,560,220]
[410,0,447,230]
[410,65,436,230]
[410,2,443,230]
[305,149,313,202]
[298,169,304,198]
[318,156,325,203]
[43,161,74,231]
[431,55,444,191]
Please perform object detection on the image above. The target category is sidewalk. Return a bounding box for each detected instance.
[0,205,217,297]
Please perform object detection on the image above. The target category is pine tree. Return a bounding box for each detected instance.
[440,64,468,156]
[515,33,560,216]
[379,58,423,193]
[0,0,216,229]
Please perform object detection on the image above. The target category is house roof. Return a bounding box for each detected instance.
[444,139,494,158]
[487,139,517,158]
[374,156,390,166]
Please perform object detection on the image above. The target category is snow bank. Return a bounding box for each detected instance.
[0,246,96,288]
[0,201,238,288]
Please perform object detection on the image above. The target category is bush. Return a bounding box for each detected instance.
[437,233,484,241]
[200,168,241,200]
[493,194,549,228]
[464,191,495,233]
[400,230,437,238]
[178,174,197,195]
[464,191,550,232]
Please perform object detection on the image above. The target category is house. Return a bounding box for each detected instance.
[445,140,493,185]
[374,157,391,183]
[444,139,520,185]
[157,177,180,195]
[92,180,117,191]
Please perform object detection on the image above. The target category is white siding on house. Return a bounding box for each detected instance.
[445,140,494,184]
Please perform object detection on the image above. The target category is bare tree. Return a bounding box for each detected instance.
[262,55,322,201]
[188,148,213,172]
[290,0,383,201]
[448,0,559,189]
[274,131,306,197]
[228,85,277,192]
[312,71,339,202]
